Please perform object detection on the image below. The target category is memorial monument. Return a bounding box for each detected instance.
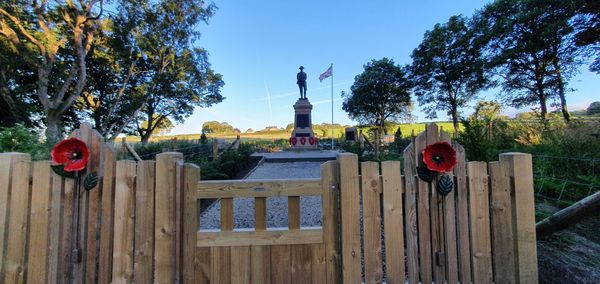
[289,66,318,149]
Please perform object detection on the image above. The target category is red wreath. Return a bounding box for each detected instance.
[290,137,297,145]
[51,138,90,172]
[300,137,307,145]
[422,142,457,173]
[308,137,316,145]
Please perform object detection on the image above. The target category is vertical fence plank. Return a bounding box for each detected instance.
[98,145,116,284]
[425,124,445,284]
[500,153,538,284]
[321,161,340,284]
[311,243,327,284]
[415,128,433,284]
[361,162,383,283]
[112,161,137,283]
[155,152,183,283]
[252,195,270,283]
[59,176,76,284]
[270,245,290,284]
[47,172,64,284]
[27,161,53,283]
[183,164,199,284]
[3,156,32,283]
[467,162,493,284]
[291,244,312,284]
[0,153,30,280]
[255,197,267,231]
[231,246,251,284]
[489,161,516,284]
[288,196,300,230]
[134,161,156,283]
[79,124,104,284]
[441,131,458,284]
[196,176,210,284]
[403,144,419,283]
[251,246,271,284]
[337,153,361,283]
[212,198,232,283]
[453,143,472,284]
[382,161,405,284]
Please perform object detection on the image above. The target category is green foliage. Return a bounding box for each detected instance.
[411,15,492,131]
[129,139,255,180]
[202,121,235,134]
[456,101,515,161]
[587,102,600,115]
[341,141,364,157]
[478,0,580,120]
[343,58,412,157]
[199,132,208,144]
[0,125,48,160]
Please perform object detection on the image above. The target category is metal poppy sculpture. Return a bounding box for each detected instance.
[418,141,457,196]
[50,137,98,263]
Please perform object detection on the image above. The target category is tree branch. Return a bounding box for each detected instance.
[0,8,47,55]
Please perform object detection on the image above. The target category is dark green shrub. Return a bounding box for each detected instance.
[0,125,48,160]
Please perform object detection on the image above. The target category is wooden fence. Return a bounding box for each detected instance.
[338,123,538,283]
[0,123,538,283]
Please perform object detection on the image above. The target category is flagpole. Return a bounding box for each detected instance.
[330,64,334,150]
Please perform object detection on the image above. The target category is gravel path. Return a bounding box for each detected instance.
[200,161,324,230]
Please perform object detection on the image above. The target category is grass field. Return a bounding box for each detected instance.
[123,121,459,143]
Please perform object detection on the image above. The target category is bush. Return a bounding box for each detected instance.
[0,125,48,160]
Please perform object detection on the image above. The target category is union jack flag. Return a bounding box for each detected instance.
[319,65,333,82]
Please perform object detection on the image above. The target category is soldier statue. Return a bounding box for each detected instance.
[297,66,307,99]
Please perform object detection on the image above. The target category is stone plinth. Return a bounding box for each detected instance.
[289,98,318,149]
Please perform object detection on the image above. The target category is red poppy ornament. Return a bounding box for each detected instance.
[422,142,457,173]
[51,138,90,172]
[300,137,306,145]
[290,137,297,145]
[309,137,316,145]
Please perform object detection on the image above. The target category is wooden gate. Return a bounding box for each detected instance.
[338,123,538,283]
[184,161,341,283]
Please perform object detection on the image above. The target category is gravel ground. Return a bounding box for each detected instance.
[200,161,324,230]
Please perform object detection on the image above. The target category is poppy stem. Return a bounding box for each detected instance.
[70,171,82,270]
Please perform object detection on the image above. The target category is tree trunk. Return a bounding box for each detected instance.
[536,191,600,239]
[45,115,61,145]
[451,104,459,133]
[553,62,570,122]
[539,93,548,121]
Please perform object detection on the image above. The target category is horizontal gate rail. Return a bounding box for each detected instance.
[197,178,322,198]
[197,228,323,247]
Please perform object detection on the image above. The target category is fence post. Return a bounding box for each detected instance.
[337,153,361,283]
[500,153,539,284]
[321,160,341,284]
[154,152,183,283]
[111,160,137,283]
[182,163,200,284]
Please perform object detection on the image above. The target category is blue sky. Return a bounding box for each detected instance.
[170,0,599,135]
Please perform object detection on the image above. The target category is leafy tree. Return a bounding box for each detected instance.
[571,0,600,73]
[342,58,412,157]
[77,19,146,140]
[0,37,40,128]
[106,0,224,144]
[478,0,580,121]
[202,121,235,134]
[0,0,104,143]
[411,15,492,132]
[139,115,174,136]
[587,101,600,115]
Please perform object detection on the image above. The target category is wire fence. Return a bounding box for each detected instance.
[531,154,599,202]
